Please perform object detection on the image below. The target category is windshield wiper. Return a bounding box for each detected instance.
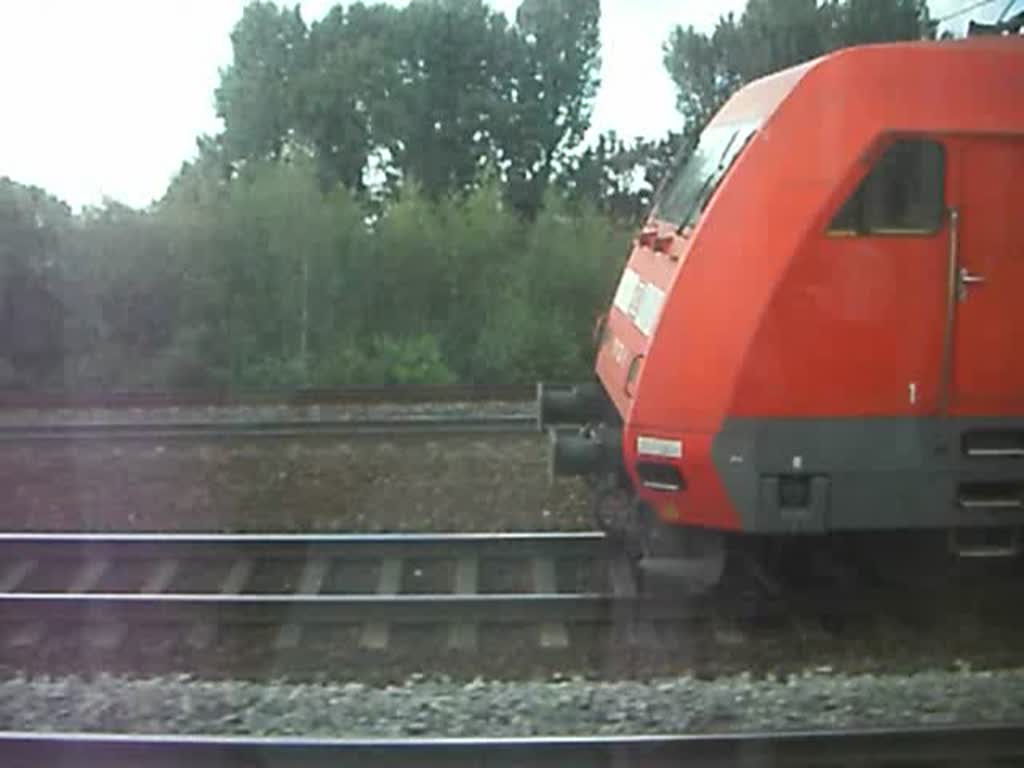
[678,171,719,233]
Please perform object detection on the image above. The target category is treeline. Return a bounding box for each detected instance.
[0,0,932,391]
[213,0,632,218]
[0,167,627,389]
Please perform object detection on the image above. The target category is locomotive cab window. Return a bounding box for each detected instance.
[655,122,758,228]
[828,139,944,235]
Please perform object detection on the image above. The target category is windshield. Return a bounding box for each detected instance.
[654,122,757,227]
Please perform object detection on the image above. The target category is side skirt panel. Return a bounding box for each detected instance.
[711,416,1024,533]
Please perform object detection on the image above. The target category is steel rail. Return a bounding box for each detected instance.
[0,531,608,562]
[0,532,870,631]
[0,531,632,633]
[0,591,694,625]
[0,384,534,410]
[0,414,536,441]
[1,724,1023,767]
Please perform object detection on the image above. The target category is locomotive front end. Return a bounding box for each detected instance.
[536,80,793,590]
[537,212,728,589]
[536,165,734,590]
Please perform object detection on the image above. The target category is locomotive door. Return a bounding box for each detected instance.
[946,136,1024,416]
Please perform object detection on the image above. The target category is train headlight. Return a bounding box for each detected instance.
[636,436,682,459]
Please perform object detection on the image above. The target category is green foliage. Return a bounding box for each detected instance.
[475,193,628,382]
[664,0,932,133]
[500,0,601,215]
[1,160,631,390]
[438,177,520,377]
[387,0,513,199]
[0,178,71,387]
[213,0,601,213]
[315,335,456,386]
[0,178,71,272]
[166,158,372,388]
[215,2,308,163]
[563,131,683,224]
[297,2,403,192]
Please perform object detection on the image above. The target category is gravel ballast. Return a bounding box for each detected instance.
[0,433,589,532]
[1,667,1022,737]
[0,399,595,532]
[0,400,533,427]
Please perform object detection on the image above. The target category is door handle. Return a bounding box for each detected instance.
[960,268,985,285]
[624,354,643,397]
[958,267,985,301]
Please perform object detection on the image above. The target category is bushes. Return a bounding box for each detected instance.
[0,166,633,390]
[314,335,456,386]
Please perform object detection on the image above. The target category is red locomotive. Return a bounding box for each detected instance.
[540,37,1024,590]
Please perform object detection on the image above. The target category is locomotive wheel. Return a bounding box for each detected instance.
[590,476,637,550]
[633,507,726,596]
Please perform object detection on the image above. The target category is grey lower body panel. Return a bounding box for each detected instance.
[711,416,1024,534]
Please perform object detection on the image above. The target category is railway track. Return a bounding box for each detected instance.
[0,531,936,657]
[3,532,1021,687]
[0,414,536,441]
[0,531,680,652]
[1,724,1023,767]
[0,532,966,664]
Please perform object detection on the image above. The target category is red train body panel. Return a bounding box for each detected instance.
[555,38,1024,546]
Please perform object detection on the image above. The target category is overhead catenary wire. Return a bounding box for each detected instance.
[998,0,1022,20]
[934,0,999,23]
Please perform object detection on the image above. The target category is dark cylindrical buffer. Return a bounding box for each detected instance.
[536,382,607,431]
[548,427,622,479]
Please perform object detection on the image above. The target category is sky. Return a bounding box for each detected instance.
[0,0,1009,210]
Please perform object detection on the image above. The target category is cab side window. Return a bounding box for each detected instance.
[829,139,944,235]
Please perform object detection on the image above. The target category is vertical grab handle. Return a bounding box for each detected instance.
[624,354,643,398]
[938,207,959,414]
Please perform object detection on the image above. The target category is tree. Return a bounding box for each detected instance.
[178,158,370,387]
[67,202,184,387]
[475,191,628,382]
[837,0,933,46]
[663,0,932,135]
[213,0,602,210]
[563,131,684,223]
[0,179,70,387]
[385,0,513,199]
[499,0,601,214]
[296,2,403,192]
[437,176,520,377]
[215,2,308,164]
